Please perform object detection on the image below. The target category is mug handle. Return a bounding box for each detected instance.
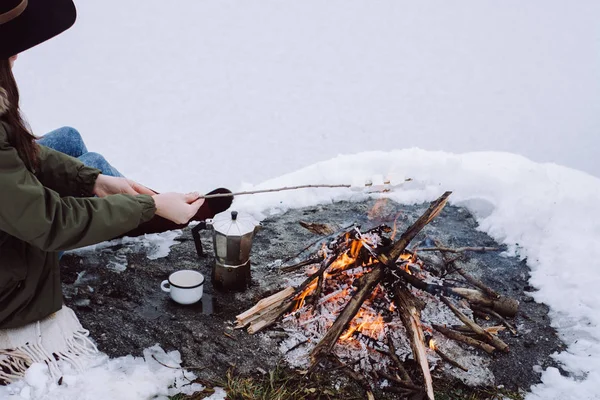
[160,280,171,293]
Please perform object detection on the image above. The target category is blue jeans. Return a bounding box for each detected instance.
[38,127,124,259]
[38,127,123,177]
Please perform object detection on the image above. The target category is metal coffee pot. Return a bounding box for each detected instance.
[192,210,260,291]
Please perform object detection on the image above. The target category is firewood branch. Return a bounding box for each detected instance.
[392,285,435,400]
[432,324,495,354]
[440,296,509,353]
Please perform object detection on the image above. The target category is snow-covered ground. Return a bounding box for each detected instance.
[4,1,600,399]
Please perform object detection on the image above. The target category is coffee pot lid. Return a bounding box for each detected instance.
[211,210,259,236]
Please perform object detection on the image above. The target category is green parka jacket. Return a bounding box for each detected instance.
[0,121,156,329]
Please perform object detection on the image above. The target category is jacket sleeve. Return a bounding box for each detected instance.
[35,144,100,197]
[0,128,156,252]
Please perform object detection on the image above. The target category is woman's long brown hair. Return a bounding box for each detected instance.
[0,58,38,171]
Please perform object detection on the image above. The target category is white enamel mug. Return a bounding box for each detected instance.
[160,270,205,305]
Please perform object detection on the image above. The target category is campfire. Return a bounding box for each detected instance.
[235,192,519,399]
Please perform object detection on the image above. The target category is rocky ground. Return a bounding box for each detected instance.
[61,199,564,398]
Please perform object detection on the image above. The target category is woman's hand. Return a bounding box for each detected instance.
[93,174,156,197]
[152,192,205,224]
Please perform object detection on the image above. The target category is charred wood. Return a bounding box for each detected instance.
[432,324,495,354]
[440,296,509,353]
[386,333,412,383]
[471,304,518,336]
[433,347,468,372]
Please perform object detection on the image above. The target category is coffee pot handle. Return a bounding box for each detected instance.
[191,221,208,258]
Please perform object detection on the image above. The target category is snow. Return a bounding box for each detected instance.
[4,0,600,398]
[69,230,183,271]
[0,345,224,400]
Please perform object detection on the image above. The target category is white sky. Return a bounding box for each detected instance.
[14,0,600,192]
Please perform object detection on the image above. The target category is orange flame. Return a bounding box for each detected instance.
[340,309,386,341]
[429,339,437,351]
[350,240,363,258]
[329,252,357,273]
[293,280,318,312]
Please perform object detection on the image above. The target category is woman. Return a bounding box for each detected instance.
[0,0,229,329]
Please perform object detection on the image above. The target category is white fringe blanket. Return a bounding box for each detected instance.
[0,307,98,384]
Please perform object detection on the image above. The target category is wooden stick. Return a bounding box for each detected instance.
[440,296,509,353]
[328,354,372,392]
[386,333,412,383]
[471,304,518,336]
[377,371,423,392]
[451,288,519,318]
[393,285,435,400]
[235,287,295,326]
[200,184,352,199]
[434,347,468,372]
[310,265,386,363]
[281,224,355,264]
[238,256,337,333]
[432,325,495,354]
[379,191,452,265]
[280,257,321,273]
[416,246,500,254]
[451,266,500,299]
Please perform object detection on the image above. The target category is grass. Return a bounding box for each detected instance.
[172,368,525,400]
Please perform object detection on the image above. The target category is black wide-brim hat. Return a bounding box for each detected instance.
[0,0,76,59]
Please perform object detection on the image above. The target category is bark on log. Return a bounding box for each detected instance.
[451,288,519,318]
[393,285,435,400]
[440,296,509,353]
[432,325,495,354]
[236,287,295,326]
[310,265,386,363]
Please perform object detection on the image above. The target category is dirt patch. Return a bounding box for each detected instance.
[61,199,564,395]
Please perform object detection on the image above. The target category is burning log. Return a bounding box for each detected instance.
[392,285,435,400]
[432,325,495,354]
[440,296,509,353]
[310,265,386,363]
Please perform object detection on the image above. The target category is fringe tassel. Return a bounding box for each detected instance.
[0,308,100,385]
